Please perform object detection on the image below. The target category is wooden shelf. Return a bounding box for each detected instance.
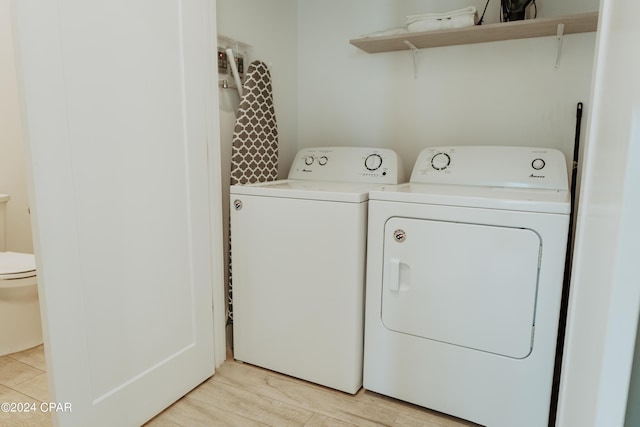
[349,12,598,53]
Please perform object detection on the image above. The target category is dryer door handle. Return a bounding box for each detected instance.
[387,258,410,292]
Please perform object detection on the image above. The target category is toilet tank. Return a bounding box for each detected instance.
[0,194,8,252]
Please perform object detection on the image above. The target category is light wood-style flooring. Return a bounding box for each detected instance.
[0,345,51,426]
[1,345,477,426]
[147,349,478,427]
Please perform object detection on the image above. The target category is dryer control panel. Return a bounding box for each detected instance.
[410,146,568,190]
[289,147,404,184]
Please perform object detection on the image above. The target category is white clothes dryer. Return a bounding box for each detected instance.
[363,146,570,426]
[230,146,404,394]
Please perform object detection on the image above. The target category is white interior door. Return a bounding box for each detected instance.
[13,1,223,426]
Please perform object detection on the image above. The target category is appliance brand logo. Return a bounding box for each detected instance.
[302,169,312,172]
[529,173,546,179]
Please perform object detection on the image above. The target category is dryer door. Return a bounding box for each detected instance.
[381,217,541,359]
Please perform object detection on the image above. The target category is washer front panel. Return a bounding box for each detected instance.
[232,194,367,393]
[381,217,540,359]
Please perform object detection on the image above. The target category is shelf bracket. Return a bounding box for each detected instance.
[404,40,420,78]
[555,23,565,70]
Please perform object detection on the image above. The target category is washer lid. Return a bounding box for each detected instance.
[0,251,37,279]
[370,183,570,214]
[231,180,399,203]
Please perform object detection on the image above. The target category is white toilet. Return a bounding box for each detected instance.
[0,194,43,356]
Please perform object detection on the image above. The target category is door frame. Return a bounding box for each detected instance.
[203,0,227,369]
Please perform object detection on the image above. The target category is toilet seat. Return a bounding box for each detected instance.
[0,251,37,281]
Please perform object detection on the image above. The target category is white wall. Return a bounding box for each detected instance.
[0,0,33,253]
[214,0,598,185]
[216,0,298,179]
[297,0,598,179]
[538,0,601,17]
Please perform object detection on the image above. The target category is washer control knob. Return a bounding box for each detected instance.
[431,152,451,171]
[304,156,314,166]
[318,156,328,166]
[532,158,546,170]
[365,154,383,171]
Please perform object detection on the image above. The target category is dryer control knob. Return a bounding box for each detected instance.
[532,158,546,170]
[304,156,314,166]
[318,156,328,166]
[431,152,451,171]
[365,154,383,171]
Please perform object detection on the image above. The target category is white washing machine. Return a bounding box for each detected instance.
[230,146,404,394]
[363,146,570,427]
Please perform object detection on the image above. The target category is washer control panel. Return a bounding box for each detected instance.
[411,146,568,190]
[289,147,404,184]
